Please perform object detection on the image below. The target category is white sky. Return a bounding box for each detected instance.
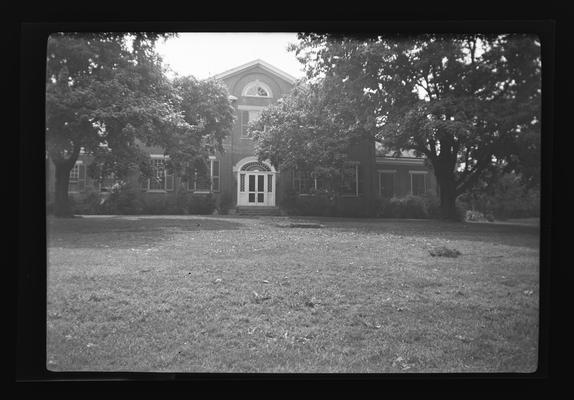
[155,32,305,80]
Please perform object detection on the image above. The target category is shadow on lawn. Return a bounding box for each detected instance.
[297,217,540,248]
[47,216,244,249]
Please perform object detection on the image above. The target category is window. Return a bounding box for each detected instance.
[242,80,272,98]
[293,169,315,194]
[341,162,360,196]
[142,157,174,192]
[149,159,166,191]
[187,159,210,192]
[379,171,396,198]
[187,158,219,193]
[68,162,86,193]
[410,172,427,195]
[292,168,331,194]
[211,159,220,192]
[250,86,269,97]
[240,109,261,138]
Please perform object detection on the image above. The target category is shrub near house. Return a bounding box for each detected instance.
[375,194,467,221]
[458,173,540,220]
[67,183,217,216]
[377,194,438,219]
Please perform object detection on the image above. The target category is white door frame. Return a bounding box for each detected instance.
[234,157,277,207]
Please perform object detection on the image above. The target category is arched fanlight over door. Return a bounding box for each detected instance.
[242,80,273,98]
[241,161,272,172]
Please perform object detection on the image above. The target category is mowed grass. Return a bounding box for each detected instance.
[46,215,540,373]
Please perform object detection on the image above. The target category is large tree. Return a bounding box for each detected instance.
[46,32,189,217]
[288,33,541,219]
[250,83,362,192]
[167,76,235,183]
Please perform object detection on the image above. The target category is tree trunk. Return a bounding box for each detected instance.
[53,161,74,217]
[438,178,459,220]
[434,160,460,221]
[365,137,378,217]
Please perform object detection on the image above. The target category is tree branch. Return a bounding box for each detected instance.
[462,146,472,173]
[415,81,432,100]
[422,74,435,100]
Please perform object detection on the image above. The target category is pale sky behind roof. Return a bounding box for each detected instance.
[155,32,305,80]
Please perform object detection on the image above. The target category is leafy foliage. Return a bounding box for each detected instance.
[46,33,184,172]
[217,191,235,214]
[458,172,540,219]
[168,76,235,179]
[187,194,216,215]
[375,194,466,221]
[250,84,357,192]
[46,33,185,215]
[288,33,541,219]
[286,194,337,217]
[46,33,234,216]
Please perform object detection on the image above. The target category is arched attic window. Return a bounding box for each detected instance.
[242,80,273,98]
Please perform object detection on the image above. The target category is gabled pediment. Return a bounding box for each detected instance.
[211,59,298,85]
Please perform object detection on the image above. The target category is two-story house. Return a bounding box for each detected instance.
[46,59,436,216]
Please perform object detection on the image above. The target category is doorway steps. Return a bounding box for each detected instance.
[236,206,282,216]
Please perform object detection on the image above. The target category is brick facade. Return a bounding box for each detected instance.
[46,60,437,215]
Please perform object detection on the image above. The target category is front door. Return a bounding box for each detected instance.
[237,172,275,206]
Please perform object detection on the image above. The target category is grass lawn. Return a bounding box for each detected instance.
[46,215,540,373]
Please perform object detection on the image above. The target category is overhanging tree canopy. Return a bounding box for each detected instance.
[250,83,359,190]
[46,32,234,216]
[284,33,541,219]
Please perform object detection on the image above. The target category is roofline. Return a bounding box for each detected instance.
[376,156,426,166]
[211,59,298,85]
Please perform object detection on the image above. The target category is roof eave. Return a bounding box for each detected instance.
[211,59,298,85]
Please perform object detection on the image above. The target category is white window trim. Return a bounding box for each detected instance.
[145,155,173,192]
[68,161,84,194]
[187,158,218,194]
[239,106,265,139]
[237,105,266,111]
[294,170,312,195]
[241,80,273,98]
[409,170,428,195]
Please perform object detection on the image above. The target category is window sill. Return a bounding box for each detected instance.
[146,190,167,193]
[243,95,272,99]
[295,193,364,198]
